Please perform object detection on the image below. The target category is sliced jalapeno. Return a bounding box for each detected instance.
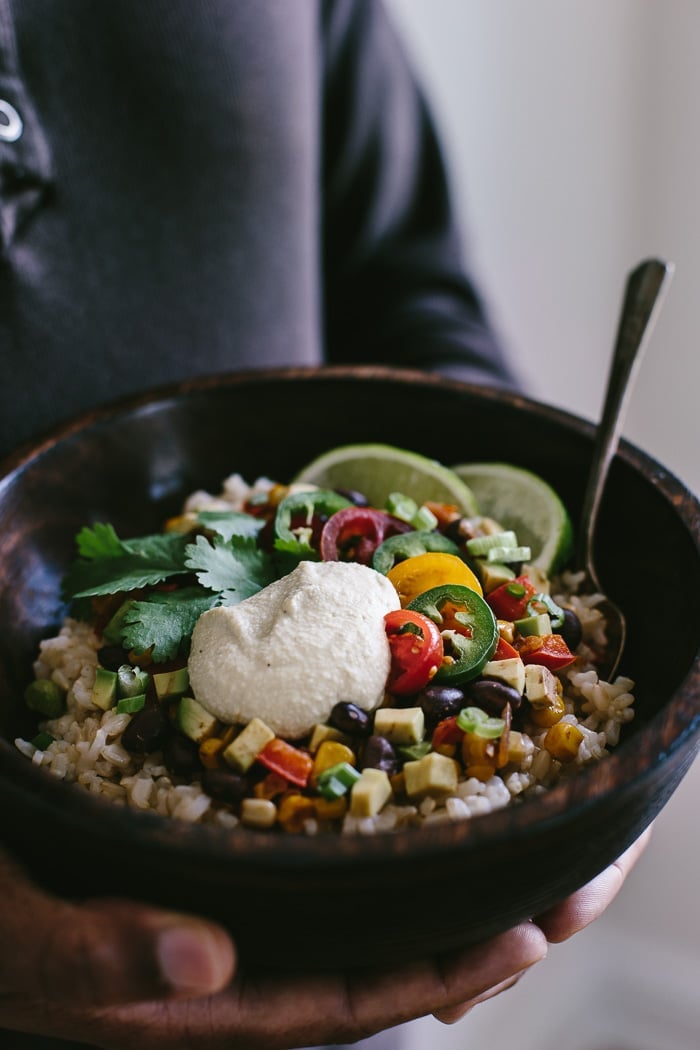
[408,583,498,686]
[372,530,460,575]
[273,489,352,555]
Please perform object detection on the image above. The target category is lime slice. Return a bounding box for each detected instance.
[293,443,479,516]
[451,462,574,574]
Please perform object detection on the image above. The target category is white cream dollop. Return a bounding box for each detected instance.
[187,560,401,739]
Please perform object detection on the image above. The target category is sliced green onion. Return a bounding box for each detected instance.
[486,545,531,563]
[527,592,565,629]
[457,706,506,739]
[316,761,361,800]
[398,741,433,761]
[466,531,518,557]
[386,492,419,523]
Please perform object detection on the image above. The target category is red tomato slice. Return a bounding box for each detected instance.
[384,609,444,696]
[517,633,576,671]
[485,576,538,621]
[320,507,412,565]
[492,635,521,661]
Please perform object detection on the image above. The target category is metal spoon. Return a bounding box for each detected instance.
[576,257,674,681]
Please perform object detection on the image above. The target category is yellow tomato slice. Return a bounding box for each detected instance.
[387,552,482,607]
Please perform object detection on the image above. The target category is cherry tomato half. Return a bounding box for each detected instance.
[485,575,538,621]
[384,609,444,696]
[320,507,412,565]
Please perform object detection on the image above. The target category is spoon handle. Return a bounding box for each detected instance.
[577,258,675,579]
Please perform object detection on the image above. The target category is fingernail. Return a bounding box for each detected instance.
[156,922,234,996]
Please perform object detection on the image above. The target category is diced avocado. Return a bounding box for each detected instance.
[481,657,526,695]
[373,707,425,746]
[476,559,516,593]
[524,664,559,707]
[117,663,149,699]
[176,695,219,743]
[223,717,275,772]
[153,666,189,701]
[349,768,393,817]
[24,679,66,719]
[308,723,352,753]
[91,667,118,711]
[403,751,459,800]
[116,693,147,715]
[514,612,552,637]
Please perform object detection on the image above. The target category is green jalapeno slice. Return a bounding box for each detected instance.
[407,583,499,686]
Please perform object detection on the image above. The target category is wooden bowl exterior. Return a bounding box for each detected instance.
[0,366,697,971]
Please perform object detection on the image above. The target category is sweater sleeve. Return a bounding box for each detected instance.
[320,0,519,389]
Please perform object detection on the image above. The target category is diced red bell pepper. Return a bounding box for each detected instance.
[517,633,576,671]
[485,576,538,621]
[431,715,465,755]
[492,635,521,661]
[258,738,314,788]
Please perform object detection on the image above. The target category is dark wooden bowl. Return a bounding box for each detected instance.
[0,366,698,973]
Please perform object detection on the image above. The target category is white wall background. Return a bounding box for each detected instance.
[382,2,700,1048]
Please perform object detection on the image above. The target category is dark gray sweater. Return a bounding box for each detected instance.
[0,0,515,461]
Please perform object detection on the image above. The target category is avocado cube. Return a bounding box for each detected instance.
[152,666,189,701]
[514,613,552,637]
[91,667,118,711]
[176,696,219,743]
[403,752,459,800]
[349,768,392,817]
[481,657,526,695]
[223,717,275,772]
[373,707,425,746]
[524,664,559,707]
[476,559,516,593]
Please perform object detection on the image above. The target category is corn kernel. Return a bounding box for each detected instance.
[465,764,497,782]
[199,737,225,769]
[311,740,356,785]
[544,722,584,762]
[529,694,566,728]
[461,732,498,768]
[313,795,347,822]
[497,620,515,643]
[277,793,316,833]
[240,797,277,829]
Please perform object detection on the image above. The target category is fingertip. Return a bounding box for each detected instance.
[155,919,236,997]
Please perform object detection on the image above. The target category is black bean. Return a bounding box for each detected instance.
[121,704,170,754]
[465,678,523,715]
[361,734,399,776]
[416,684,465,728]
[329,701,372,737]
[201,767,250,805]
[163,734,202,777]
[97,645,128,671]
[557,608,583,651]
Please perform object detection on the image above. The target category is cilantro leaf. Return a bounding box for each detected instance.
[120,588,219,662]
[196,510,264,542]
[64,531,191,598]
[185,534,275,602]
[76,522,128,560]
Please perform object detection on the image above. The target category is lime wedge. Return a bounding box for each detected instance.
[451,462,574,574]
[293,443,479,516]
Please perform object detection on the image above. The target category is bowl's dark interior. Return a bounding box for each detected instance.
[0,366,698,971]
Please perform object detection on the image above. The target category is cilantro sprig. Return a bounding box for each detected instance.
[64,513,275,660]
